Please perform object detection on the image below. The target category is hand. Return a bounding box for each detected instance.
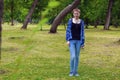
[81,45,84,49]
[66,41,70,46]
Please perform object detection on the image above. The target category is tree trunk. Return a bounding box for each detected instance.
[49,0,80,33]
[21,0,38,29]
[94,20,99,28]
[0,0,4,60]
[85,18,89,29]
[11,0,14,26]
[104,0,114,30]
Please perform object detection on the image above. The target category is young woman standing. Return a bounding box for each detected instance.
[66,8,85,76]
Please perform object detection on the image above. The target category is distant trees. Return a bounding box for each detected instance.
[49,0,80,33]
[21,0,38,29]
[80,0,120,30]
[4,0,49,24]
[2,0,120,30]
[111,0,120,28]
[49,0,117,33]
[104,0,114,30]
[81,0,108,28]
[0,0,4,59]
[10,0,14,26]
[4,0,25,25]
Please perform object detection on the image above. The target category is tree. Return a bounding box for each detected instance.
[21,0,38,29]
[104,0,114,30]
[49,0,81,33]
[10,0,14,26]
[0,0,4,59]
[80,0,108,28]
[4,0,20,25]
[4,0,49,24]
[111,0,120,27]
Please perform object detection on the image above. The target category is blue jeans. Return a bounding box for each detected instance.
[69,40,81,73]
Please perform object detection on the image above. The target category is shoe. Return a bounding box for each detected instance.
[69,72,74,76]
[74,72,79,76]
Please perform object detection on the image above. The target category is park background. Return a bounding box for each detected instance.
[0,0,120,80]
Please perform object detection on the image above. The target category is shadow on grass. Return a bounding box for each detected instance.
[0,69,9,75]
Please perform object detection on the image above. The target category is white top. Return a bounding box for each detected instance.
[72,18,81,24]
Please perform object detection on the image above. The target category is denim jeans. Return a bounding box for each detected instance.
[69,40,81,73]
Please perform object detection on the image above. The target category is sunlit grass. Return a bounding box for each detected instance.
[0,24,120,80]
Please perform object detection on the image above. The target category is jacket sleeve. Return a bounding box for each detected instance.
[66,19,72,41]
[81,20,85,46]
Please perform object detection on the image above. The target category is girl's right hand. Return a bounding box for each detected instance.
[66,41,70,46]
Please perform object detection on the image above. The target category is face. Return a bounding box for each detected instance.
[73,11,80,18]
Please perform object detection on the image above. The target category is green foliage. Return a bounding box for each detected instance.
[4,0,49,23]
[48,1,60,8]
[80,0,108,24]
[46,0,73,24]
[38,0,60,27]
[3,0,120,26]
[111,0,120,26]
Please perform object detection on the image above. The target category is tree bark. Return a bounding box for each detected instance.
[0,0,4,60]
[21,0,38,29]
[85,18,89,29]
[11,0,14,26]
[94,20,99,28]
[49,0,80,33]
[104,0,114,30]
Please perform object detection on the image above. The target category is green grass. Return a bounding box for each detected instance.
[0,23,120,80]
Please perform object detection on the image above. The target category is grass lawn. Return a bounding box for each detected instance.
[0,24,120,80]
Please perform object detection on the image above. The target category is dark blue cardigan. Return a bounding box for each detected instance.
[66,18,85,46]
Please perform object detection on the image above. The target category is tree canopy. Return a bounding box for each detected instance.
[3,0,120,29]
